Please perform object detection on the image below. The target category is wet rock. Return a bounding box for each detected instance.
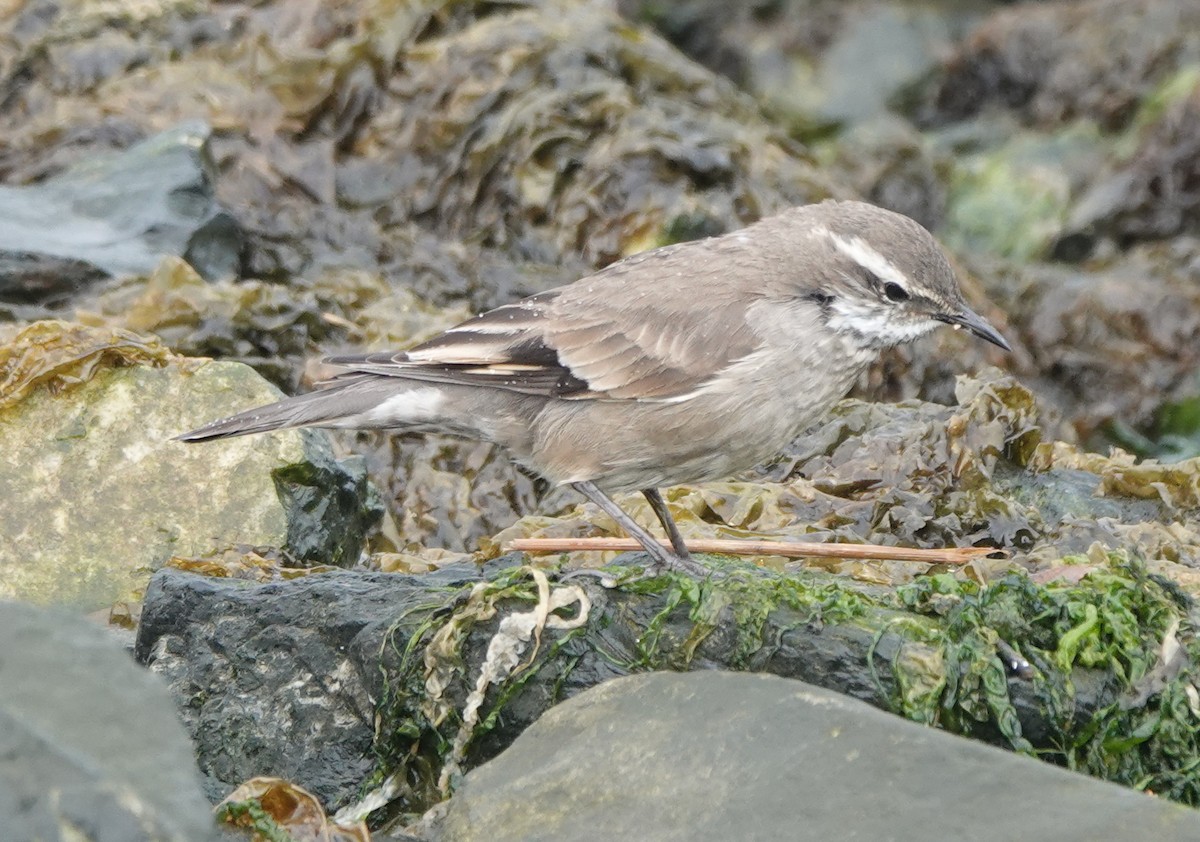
[1058,75,1200,253]
[135,561,897,809]
[983,242,1200,445]
[430,671,1200,842]
[357,0,840,267]
[919,0,1200,131]
[135,563,490,805]
[938,122,1107,261]
[137,551,1140,816]
[0,600,218,842]
[0,320,380,609]
[620,0,988,132]
[816,115,948,232]
[0,252,109,306]
[0,122,241,303]
[0,0,839,285]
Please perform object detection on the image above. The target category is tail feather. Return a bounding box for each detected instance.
[176,377,411,442]
[175,399,311,441]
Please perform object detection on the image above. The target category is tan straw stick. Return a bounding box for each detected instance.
[509,537,998,566]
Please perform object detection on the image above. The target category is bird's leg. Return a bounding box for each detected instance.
[570,481,707,577]
[642,488,691,560]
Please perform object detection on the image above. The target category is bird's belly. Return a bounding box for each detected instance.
[528,363,861,493]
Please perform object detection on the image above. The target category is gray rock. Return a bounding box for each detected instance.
[0,354,381,609]
[618,0,983,131]
[0,600,218,842]
[133,559,1113,814]
[135,564,488,805]
[0,121,241,303]
[432,671,1200,842]
[788,4,961,127]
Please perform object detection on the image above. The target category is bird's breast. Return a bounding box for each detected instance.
[526,336,873,492]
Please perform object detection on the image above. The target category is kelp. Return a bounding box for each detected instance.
[0,319,179,410]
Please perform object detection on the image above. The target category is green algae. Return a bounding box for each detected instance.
[215,798,295,842]
[365,550,1200,816]
[894,554,1200,803]
[369,565,563,807]
[365,562,886,813]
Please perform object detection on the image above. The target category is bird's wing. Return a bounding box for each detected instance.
[324,240,764,401]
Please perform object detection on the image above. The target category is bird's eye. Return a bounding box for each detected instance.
[883,282,909,302]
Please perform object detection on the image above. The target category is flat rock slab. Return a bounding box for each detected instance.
[432,671,1200,842]
[0,601,218,841]
[0,121,241,302]
[0,324,380,608]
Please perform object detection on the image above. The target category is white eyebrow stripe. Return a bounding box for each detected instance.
[825,230,910,289]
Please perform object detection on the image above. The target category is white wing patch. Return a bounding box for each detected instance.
[337,387,446,427]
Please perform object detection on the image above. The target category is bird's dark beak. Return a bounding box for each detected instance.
[936,307,1011,351]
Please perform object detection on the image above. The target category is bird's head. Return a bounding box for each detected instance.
[792,201,1010,353]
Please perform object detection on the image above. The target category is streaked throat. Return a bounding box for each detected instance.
[825,297,938,349]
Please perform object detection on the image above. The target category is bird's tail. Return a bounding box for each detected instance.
[176,376,415,442]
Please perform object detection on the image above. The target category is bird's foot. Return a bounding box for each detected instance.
[561,548,709,588]
[655,551,710,578]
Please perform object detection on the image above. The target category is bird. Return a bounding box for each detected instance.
[178,200,1009,577]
